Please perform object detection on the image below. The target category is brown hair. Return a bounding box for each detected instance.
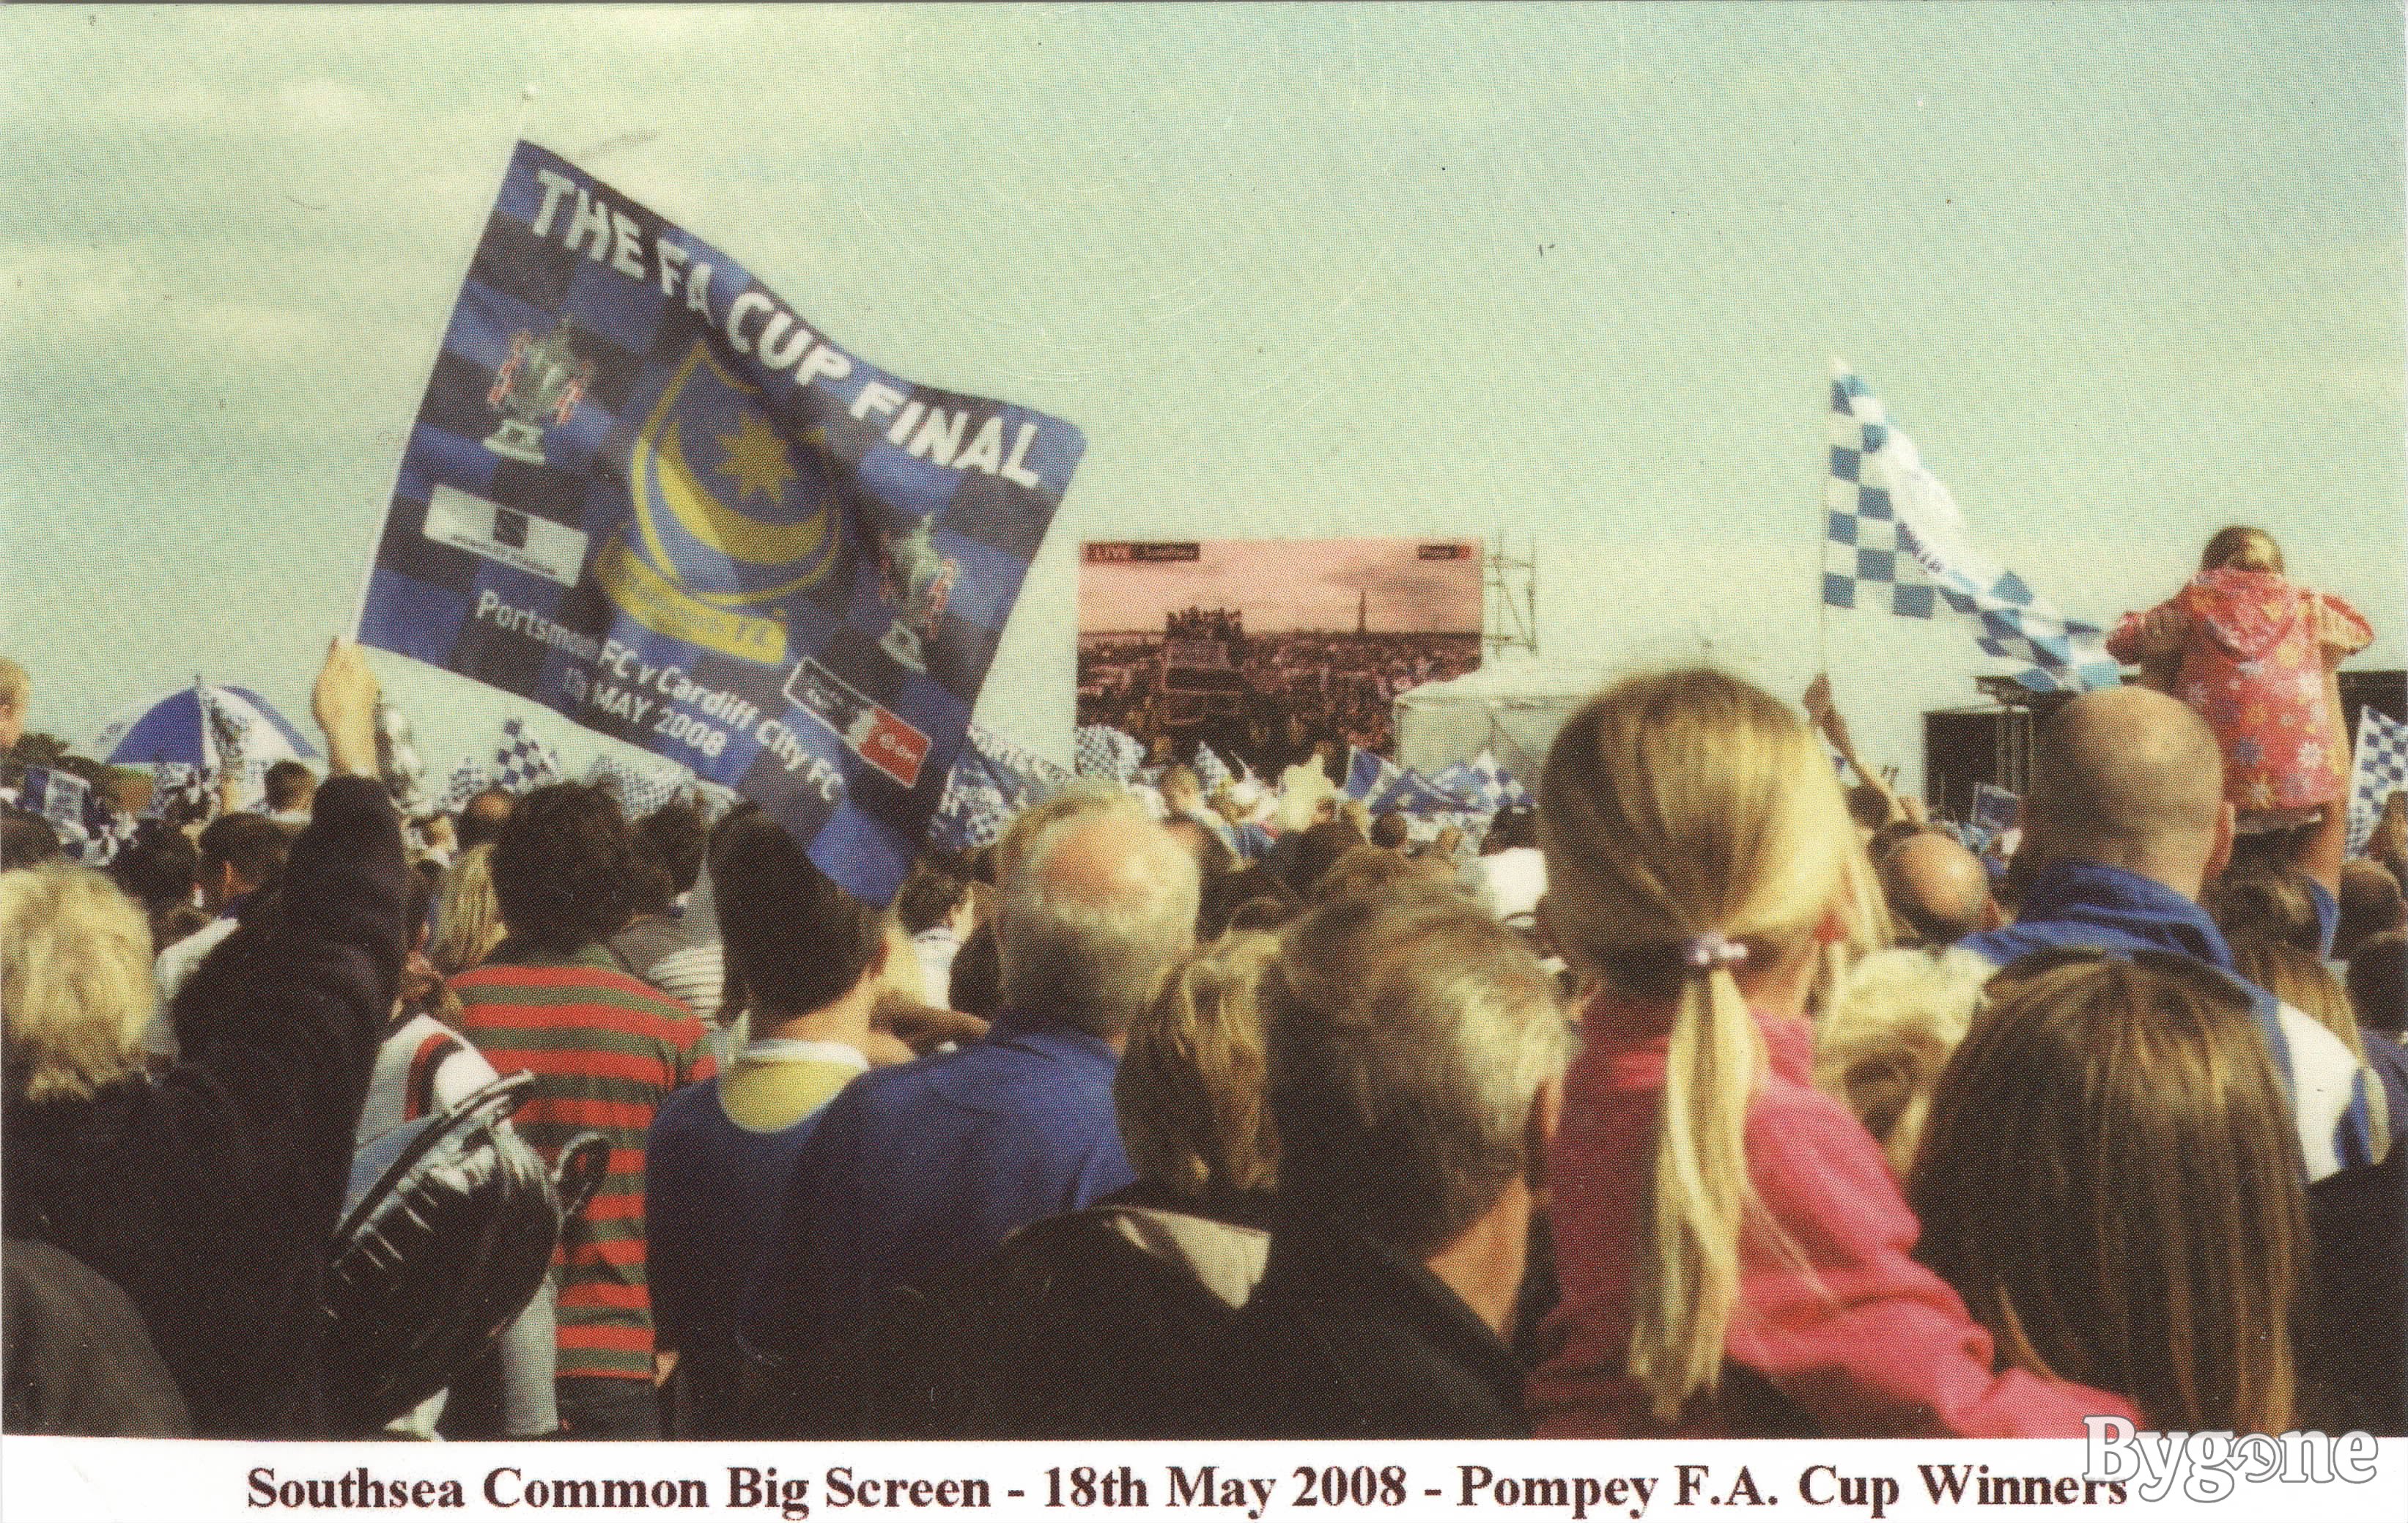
[2200,526,2284,576]
[2228,934,2369,1063]
[2200,864,2324,954]
[1911,951,2304,1434]
[1115,932,1281,1198]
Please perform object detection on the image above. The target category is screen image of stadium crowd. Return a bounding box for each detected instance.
[1078,538,1483,780]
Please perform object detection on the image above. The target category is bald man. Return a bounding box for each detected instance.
[740,800,1202,1375]
[1880,832,2002,947]
[1960,685,2383,1180]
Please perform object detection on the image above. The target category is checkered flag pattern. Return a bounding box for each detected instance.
[437,756,498,814]
[491,717,564,795]
[144,763,210,821]
[586,752,693,821]
[1193,742,1235,798]
[1821,363,2122,695]
[930,764,1012,854]
[377,700,434,818]
[930,722,1071,853]
[1075,724,1146,785]
[2346,707,2408,859]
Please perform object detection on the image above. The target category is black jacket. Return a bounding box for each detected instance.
[846,1184,1274,1440]
[2,776,403,1437]
[1200,1212,1529,1439]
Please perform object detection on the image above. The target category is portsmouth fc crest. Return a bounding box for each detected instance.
[484,320,593,465]
[876,515,959,674]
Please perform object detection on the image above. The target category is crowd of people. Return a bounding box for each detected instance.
[1,530,2404,1442]
[1078,611,1480,773]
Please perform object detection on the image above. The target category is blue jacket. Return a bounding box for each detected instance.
[1959,860,2380,1180]
[738,1009,1134,1365]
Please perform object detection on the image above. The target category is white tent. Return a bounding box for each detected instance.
[1392,654,1609,781]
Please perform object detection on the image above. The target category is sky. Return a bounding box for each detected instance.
[1079,539,1483,635]
[1,4,2401,791]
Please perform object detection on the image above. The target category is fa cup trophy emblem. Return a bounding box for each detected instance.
[484,320,593,465]
[876,515,959,674]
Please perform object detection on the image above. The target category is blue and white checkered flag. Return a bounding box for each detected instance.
[962,722,1071,803]
[930,765,1013,854]
[437,755,497,814]
[1075,724,1146,785]
[1822,362,2121,695]
[2346,707,2408,858]
[1193,742,1235,799]
[586,752,692,820]
[144,763,209,821]
[492,717,564,795]
[928,722,1070,854]
[1344,745,1402,802]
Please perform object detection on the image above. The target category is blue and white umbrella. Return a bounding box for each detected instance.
[91,682,318,797]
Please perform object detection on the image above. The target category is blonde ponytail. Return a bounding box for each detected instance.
[1540,669,1858,1425]
[1628,960,1765,1420]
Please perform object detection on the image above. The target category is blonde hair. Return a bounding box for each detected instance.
[429,843,507,977]
[0,655,26,711]
[2201,525,2284,576]
[2,866,157,1103]
[1812,947,1995,1176]
[1115,932,1281,1198]
[1539,668,1857,1423]
[1911,953,2303,1433]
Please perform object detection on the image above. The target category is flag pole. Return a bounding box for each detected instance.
[1814,361,1834,679]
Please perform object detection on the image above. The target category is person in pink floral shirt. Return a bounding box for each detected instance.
[2109,527,2372,830]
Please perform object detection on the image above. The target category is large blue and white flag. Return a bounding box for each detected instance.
[1821,363,2121,694]
[1368,767,1471,819]
[358,142,1083,904]
[1429,751,1527,814]
[1344,745,1402,803]
[2346,707,2408,859]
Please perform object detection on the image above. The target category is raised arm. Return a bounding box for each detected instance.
[1805,676,1913,826]
[164,641,402,1162]
[2288,602,2363,903]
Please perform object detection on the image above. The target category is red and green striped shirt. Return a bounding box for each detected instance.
[454,945,716,1382]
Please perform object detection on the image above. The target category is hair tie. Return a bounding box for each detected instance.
[1680,932,1749,972]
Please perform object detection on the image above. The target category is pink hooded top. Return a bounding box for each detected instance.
[1528,992,2136,1438]
[2107,569,2371,814]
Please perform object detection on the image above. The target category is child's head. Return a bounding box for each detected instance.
[2200,525,2284,576]
[1539,668,1858,1423]
[1910,949,2303,1434]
